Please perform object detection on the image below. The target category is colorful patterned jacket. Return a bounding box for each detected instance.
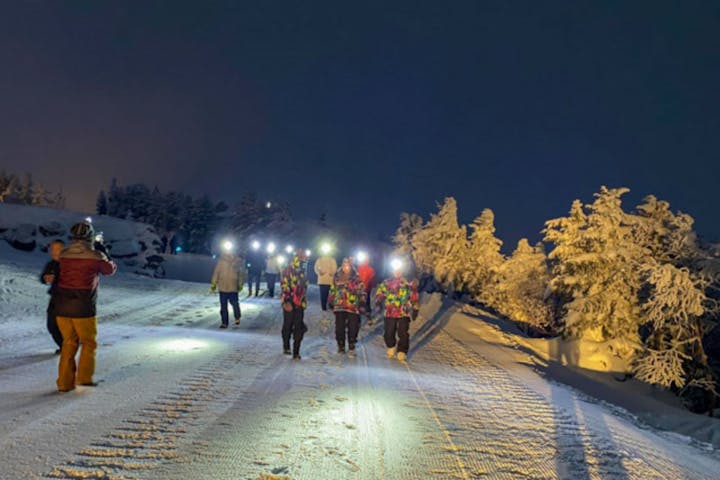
[374,276,419,319]
[328,270,367,314]
[281,255,308,309]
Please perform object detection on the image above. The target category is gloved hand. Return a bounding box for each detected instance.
[209,282,217,294]
[94,241,108,255]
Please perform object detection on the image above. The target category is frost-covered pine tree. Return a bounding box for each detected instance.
[392,212,424,257]
[16,173,35,205]
[634,195,698,266]
[463,208,504,302]
[0,171,17,202]
[412,197,468,291]
[543,187,647,351]
[96,190,108,215]
[107,178,122,217]
[491,239,552,329]
[633,262,708,388]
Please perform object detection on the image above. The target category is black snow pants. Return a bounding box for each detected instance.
[265,273,277,298]
[319,284,331,310]
[384,316,410,354]
[219,292,241,326]
[282,306,307,355]
[46,301,63,349]
[248,270,262,295]
[335,311,360,348]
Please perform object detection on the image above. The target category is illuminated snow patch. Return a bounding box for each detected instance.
[157,339,208,352]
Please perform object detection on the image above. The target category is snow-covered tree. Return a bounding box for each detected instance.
[634,195,698,266]
[543,187,648,351]
[392,212,423,257]
[412,197,468,291]
[0,172,17,202]
[463,208,504,301]
[96,190,108,215]
[491,239,552,329]
[633,262,708,388]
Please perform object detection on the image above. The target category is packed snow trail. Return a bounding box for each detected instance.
[1,256,720,479]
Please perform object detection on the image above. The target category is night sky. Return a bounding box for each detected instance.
[1,1,718,248]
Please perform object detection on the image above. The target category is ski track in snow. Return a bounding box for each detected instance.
[1,256,720,479]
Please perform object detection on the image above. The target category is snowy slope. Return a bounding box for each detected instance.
[2,228,720,478]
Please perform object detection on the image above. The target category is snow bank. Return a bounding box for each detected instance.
[417,293,720,449]
[0,203,164,277]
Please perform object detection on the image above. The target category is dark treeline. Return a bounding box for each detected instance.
[97,179,292,254]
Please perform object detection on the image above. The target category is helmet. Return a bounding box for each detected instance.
[70,221,94,241]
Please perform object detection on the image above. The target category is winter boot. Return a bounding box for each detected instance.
[387,347,395,358]
[348,344,356,358]
[219,324,228,329]
[293,354,301,360]
[234,317,241,325]
[283,348,292,355]
[338,344,345,354]
[397,352,407,362]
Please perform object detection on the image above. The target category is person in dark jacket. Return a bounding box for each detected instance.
[328,258,366,356]
[281,250,309,359]
[55,221,117,392]
[40,239,65,354]
[246,242,264,297]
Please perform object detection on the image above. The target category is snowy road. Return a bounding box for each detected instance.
[2,256,720,479]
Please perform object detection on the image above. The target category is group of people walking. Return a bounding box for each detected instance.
[40,228,420,393]
[209,246,420,362]
[40,220,117,393]
[277,249,420,362]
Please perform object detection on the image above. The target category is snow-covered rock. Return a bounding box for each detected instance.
[4,223,36,251]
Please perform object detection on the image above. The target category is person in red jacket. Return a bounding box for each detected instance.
[356,252,376,322]
[55,221,117,392]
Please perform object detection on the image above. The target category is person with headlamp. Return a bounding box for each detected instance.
[374,258,419,362]
[210,240,243,328]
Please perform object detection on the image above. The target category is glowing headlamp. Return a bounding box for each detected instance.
[390,258,404,272]
[266,242,276,254]
[356,251,368,263]
[285,245,294,254]
[251,240,261,251]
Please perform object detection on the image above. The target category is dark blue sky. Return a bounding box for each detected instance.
[1,1,718,248]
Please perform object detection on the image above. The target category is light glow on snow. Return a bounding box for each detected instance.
[156,339,208,352]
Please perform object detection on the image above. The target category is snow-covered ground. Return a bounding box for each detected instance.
[2,242,720,479]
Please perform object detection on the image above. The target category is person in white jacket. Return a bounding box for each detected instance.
[265,255,282,298]
[210,250,245,328]
[314,253,337,311]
